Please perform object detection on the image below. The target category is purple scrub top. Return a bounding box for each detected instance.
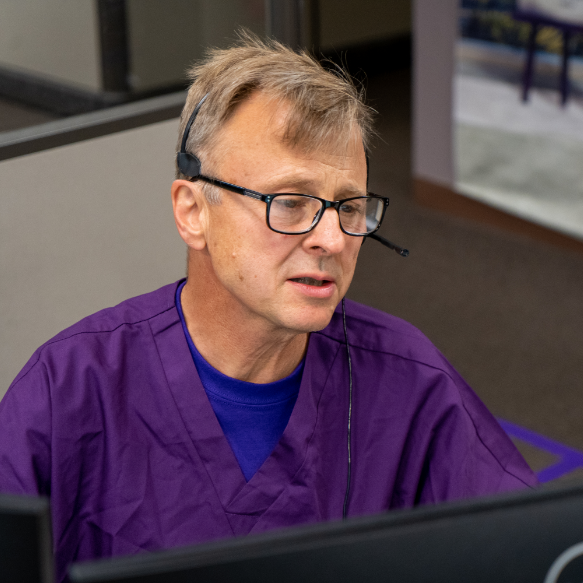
[0,281,537,582]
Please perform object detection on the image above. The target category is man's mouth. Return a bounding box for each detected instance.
[290,277,327,287]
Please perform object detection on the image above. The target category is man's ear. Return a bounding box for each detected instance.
[171,179,208,251]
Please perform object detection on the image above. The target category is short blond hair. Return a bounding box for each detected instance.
[175,31,374,201]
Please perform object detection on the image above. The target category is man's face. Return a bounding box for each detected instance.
[191,91,367,335]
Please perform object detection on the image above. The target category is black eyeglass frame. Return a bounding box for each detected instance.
[191,174,390,237]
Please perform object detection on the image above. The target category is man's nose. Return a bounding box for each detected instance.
[305,207,346,254]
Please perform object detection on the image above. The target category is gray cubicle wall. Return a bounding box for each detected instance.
[0,95,188,397]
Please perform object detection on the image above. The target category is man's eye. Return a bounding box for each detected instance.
[274,197,306,209]
[339,202,361,215]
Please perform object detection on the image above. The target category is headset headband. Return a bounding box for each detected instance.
[176,93,209,179]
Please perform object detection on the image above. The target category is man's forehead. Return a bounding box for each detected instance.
[260,172,366,198]
[221,90,364,159]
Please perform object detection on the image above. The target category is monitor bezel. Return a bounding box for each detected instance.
[69,483,583,583]
[0,493,53,583]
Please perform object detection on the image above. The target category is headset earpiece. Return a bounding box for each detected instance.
[177,152,201,179]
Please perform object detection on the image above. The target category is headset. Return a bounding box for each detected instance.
[177,93,410,520]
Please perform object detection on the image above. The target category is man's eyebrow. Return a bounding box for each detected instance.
[262,176,366,198]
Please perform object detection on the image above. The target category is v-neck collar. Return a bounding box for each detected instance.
[149,281,341,530]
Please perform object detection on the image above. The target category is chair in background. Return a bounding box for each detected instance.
[515,0,583,105]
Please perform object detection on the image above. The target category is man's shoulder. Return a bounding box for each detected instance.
[11,281,181,385]
[50,281,179,341]
[318,299,448,371]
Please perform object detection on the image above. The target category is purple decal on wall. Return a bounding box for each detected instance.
[498,419,583,483]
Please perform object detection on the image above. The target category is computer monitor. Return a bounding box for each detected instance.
[69,484,583,583]
[0,493,53,583]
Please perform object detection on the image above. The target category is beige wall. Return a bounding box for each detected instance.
[319,0,411,49]
[0,0,101,91]
[0,118,186,397]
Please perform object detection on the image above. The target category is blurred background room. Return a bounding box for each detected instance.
[1,0,582,491]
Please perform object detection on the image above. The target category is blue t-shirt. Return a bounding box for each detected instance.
[176,282,302,481]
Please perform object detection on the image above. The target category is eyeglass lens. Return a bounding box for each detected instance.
[268,195,384,235]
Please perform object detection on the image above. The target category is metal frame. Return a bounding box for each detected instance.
[0,90,186,162]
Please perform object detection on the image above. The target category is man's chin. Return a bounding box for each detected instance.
[280,305,337,334]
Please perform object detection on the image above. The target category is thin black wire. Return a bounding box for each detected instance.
[180,93,208,154]
[341,297,353,519]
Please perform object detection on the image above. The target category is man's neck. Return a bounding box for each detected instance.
[179,275,308,384]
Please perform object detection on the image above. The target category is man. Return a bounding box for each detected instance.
[0,35,536,582]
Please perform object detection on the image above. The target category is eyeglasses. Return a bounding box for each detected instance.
[192,174,390,237]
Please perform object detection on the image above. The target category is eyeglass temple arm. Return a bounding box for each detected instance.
[368,233,409,257]
[197,174,265,200]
